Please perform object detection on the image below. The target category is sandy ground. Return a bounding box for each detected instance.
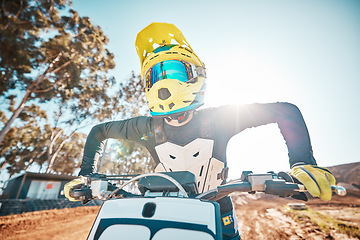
[233,193,360,240]
[1,194,360,240]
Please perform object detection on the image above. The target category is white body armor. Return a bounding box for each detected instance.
[154,138,225,193]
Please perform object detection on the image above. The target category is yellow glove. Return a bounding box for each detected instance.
[64,176,86,201]
[290,165,336,201]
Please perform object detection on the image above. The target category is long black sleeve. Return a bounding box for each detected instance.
[78,116,153,176]
[78,102,316,176]
[215,102,317,167]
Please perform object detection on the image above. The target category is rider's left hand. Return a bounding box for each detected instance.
[290,165,336,201]
[64,176,86,201]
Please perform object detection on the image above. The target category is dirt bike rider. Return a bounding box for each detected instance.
[64,22,336,240]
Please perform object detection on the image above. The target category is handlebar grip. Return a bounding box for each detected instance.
[265,180,300,197]
[69,185,92,198]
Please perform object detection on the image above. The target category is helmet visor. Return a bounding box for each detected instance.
[144,60,199,89]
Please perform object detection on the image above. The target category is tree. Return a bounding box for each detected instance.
[109,71,149,120]
[0,103,87,176]
[0,0,115,144]
[98,73,155,175]
[0,0,117,174]
[1,1,155,176]
[101,140,155,176]
[0,72,154,176]
[50,131,86,174]
[0,105,49,175]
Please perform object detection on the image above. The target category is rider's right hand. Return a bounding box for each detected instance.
[290,165,336,201]
[64,176,86,201]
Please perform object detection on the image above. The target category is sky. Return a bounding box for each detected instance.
[70,0,360,179]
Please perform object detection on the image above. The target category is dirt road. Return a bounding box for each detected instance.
[233,193,360,239]
[1,194,359,240]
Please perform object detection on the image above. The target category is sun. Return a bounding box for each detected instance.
[203,51,294,179]
[204,51,292,107]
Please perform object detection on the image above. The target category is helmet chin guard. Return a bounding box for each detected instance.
[145,77,206,116]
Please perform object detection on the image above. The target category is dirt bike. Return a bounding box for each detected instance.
[69,170,346,240]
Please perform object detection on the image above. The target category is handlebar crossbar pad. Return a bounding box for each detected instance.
[138,171,198,194]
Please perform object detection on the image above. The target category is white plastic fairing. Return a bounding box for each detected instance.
[99,225,150,240]
[152,228,214,240]
[154,138,224,193]
[87,197,220,240]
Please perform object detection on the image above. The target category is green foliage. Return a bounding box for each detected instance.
[0,0,115,132]
[110,71,149,119]
[0,0,153,177]
[101,140,155,176]
[99,74,154,175]
[0,106,49,175]
[50,132,86,174]
[1,0,68,93]
[0,0,115,175]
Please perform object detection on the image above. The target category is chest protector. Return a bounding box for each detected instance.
[153,118,228,193]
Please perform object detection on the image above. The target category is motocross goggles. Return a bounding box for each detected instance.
[144,60,206,89]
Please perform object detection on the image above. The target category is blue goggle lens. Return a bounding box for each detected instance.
[145,60,194,88]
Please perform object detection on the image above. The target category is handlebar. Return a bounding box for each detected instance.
[196,172,346,201]
[331,185,347,196]
[108,172,189,199]
[69,171,347,203]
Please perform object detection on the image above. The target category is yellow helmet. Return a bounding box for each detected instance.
[135,22,206,116]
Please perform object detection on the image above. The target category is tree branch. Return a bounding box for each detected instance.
[49,57,74,75]
[0,88,32,143]
[30,52,71,93]
[33,84,56,93]
[43,51,64,75]
[2,0,36,30]
[49,128,64,157]
[46,133,70,173]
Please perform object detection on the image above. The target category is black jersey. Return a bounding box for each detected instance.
[79,102,316,191]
